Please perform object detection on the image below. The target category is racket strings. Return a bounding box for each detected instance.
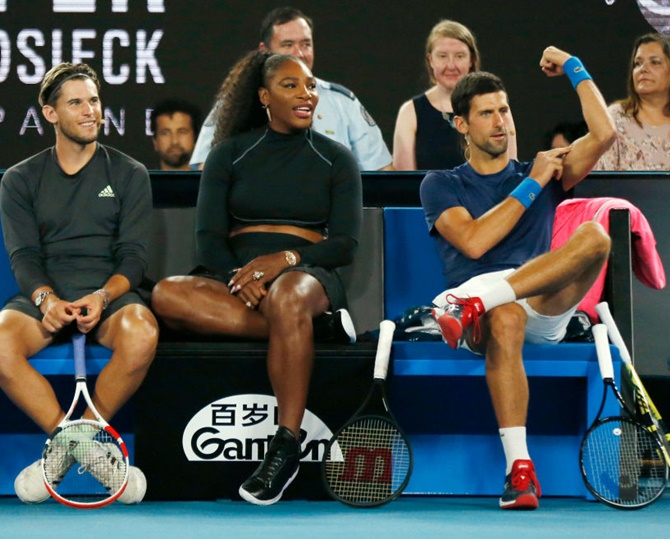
[43,441,77,487]
[44,422,128,503]
[629,378,670,466]
[324,417,411,505]
[582,418,667,507]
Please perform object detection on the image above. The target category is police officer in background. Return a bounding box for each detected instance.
[190,6,393,171]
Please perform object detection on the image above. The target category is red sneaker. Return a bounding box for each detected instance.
[432,295,485,349]
[499,459,542,510]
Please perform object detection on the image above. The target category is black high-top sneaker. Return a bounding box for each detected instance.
[239,426,301,505]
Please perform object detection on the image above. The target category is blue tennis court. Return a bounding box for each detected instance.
[2,493,668,539]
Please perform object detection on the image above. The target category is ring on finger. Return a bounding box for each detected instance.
[252,270,265,281]
[245,301,253,308]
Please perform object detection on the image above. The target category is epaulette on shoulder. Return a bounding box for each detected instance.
[327,82,355,100]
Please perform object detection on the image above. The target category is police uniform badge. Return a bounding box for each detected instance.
[360,105,377,127]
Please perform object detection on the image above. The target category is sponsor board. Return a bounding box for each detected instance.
[182,393,340,463]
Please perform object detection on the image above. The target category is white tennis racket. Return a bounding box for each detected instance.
[42,332,129,509]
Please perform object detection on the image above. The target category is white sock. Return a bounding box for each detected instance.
[478,279,516,312]
[499,426,531,475]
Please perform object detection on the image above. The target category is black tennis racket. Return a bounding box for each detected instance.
[596,301,670,464]
[579,324,668,509]
[322,320,413,507]
[42,332,129,509]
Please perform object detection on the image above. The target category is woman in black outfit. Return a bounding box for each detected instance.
[393,20,517,170]
[151,51,362,505]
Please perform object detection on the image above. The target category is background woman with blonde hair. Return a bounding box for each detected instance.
[393,20,516,170]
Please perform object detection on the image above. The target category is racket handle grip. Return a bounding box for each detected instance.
[595,301,631,364]
[72,332,87,378]
[593,323,614,381]
[374,320,396,380]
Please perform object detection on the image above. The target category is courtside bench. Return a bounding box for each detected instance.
[0,204,384,373]
[0,205,384,499]
[0,194,632,500]
[383,207,629,497]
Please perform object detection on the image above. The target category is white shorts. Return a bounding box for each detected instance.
[432,269,577,352]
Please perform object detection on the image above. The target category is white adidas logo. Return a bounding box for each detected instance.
[98,185,115,198]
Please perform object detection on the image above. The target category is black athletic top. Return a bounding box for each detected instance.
[0,144,152,298]
[413,93,465,170]
[197,127,362,275]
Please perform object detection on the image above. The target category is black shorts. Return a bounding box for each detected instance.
[2,291,146,342]
[193,232,348,311]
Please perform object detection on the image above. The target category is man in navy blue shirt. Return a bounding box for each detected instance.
[421,46,616,510]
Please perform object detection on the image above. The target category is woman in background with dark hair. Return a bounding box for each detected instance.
[543,120,588,150]
[595,33,670,170]
[393,20,516,170]
[151,50,362,506]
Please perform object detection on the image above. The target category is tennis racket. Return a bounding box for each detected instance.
[579,324,668,509]
[595,301,670,465]
[322,320,412,507]
[42,332,129,509]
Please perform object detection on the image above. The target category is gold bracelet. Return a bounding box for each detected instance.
[284,250,297,267]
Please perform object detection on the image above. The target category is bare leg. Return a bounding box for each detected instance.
[507,221,611,315]
[152,276,269,338]
[461,221,610,427]
[464,222,609,428]
[469,303,529,428]
[91,304,158,421]
[261,272,329,438]
[0,311,61,433]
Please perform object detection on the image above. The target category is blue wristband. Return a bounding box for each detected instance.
[510,177,542,209]
[563,56,592,90]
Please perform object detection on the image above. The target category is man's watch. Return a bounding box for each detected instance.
[93,289,110,310]
[34,291,53,308]
[284,250,297,267]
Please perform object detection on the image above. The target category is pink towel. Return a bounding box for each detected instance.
[551,197,665,322]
